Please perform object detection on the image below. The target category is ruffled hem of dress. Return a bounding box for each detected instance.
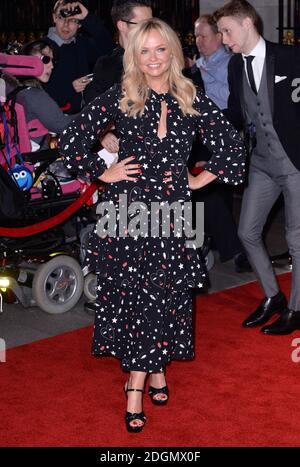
[92,349,194,372]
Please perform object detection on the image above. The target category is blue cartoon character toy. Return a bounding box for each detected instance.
[10,164,33,191]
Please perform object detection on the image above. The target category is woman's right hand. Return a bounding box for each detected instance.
[99,156,141,183]
[188,169,217,190]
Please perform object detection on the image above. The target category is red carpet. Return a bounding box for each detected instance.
[2,273,300,447]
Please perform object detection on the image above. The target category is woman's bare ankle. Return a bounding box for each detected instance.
[126,371,146,413]
[149,372,166,388]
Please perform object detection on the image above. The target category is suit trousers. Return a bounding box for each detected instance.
[238,165,300,310]
[192,182,242,262]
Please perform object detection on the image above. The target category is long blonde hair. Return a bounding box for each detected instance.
[120,18,199,117]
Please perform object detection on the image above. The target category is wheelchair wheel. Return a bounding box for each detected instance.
[83,273,97,302]
[79,224,94,264]
[32,255,83,314]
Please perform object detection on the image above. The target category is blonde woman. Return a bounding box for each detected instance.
[60,18,246,433]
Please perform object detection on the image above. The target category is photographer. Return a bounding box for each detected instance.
[44,1,114,114]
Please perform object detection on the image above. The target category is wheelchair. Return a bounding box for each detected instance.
[0,53,98,314]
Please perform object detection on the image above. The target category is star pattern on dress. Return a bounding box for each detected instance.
[59,84,246,373]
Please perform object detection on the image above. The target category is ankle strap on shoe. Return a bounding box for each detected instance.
[126,388,144,393]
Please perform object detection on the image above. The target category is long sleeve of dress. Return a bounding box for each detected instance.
[193,89,246,185]
[59,84,120,180]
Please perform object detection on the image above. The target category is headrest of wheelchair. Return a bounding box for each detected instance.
[0,53,43,76]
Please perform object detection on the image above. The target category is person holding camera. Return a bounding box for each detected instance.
[44,1,114,114]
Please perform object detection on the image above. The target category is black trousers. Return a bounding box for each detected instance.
[192,182,243,262]
[189,137,243,262]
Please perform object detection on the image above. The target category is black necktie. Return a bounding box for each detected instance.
[245,55,257,95]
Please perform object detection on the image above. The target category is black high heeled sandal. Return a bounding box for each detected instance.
[148,385,169,406]
[124,384,146,433]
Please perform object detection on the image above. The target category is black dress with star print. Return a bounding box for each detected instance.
[60,84,246,373]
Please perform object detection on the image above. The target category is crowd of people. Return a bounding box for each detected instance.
[2,0,300,433]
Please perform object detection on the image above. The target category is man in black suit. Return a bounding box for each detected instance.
[83,0,152,306]
[84,0,152,104]
[214,0,300,334]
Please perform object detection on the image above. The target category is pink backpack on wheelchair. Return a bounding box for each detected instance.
[0,53,82,198]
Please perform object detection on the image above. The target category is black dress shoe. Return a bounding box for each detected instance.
[242,291,287,328]
[261,308,300,335]
[234,252,253,273]
[84,301,97,314]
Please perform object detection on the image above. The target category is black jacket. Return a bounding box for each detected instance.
[184,64,204,91]
[84,46,124,104]
[227,40,300,170]
[44,13,114,114]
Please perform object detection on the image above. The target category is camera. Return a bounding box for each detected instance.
[60,5,81,18]
[82,73,94,83]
